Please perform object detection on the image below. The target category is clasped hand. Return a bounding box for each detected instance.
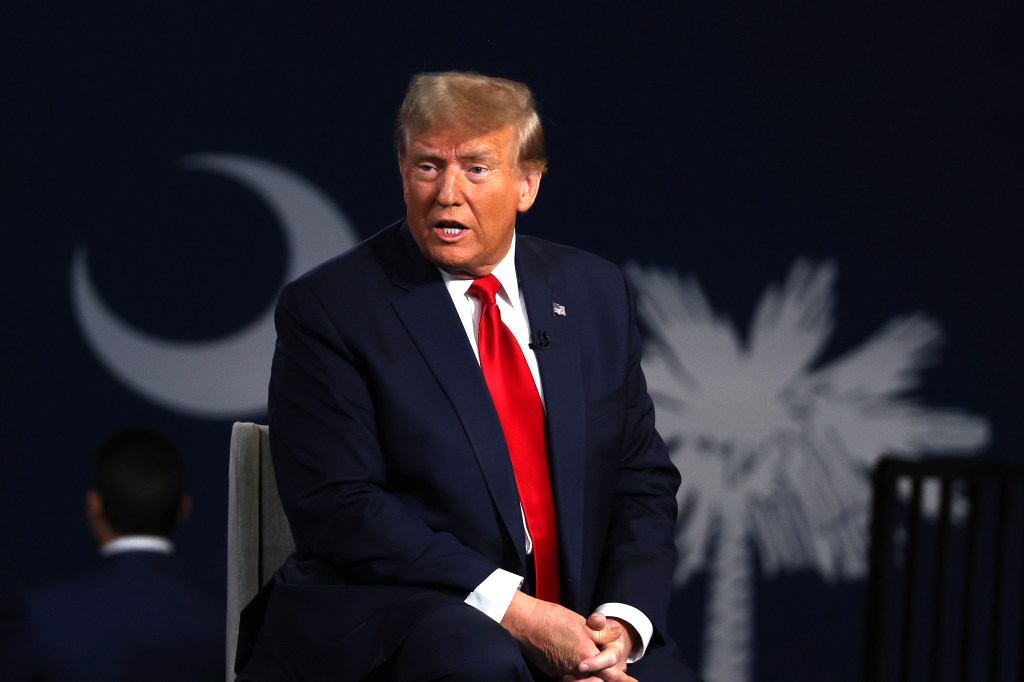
[501,592,638,682]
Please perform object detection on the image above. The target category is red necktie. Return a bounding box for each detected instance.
[468,274,560,604]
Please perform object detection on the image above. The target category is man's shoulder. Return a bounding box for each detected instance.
[24,562,107,601]
[517,234,629,302]
[23,554,223,624]
[517,233,622,278]
[290,219,404,289]
[23,553,158,596]
[14,569,104,627]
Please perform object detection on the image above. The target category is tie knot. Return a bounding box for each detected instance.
[468,274,502,305]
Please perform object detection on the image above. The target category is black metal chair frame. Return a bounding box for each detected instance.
[863,456,1024,682]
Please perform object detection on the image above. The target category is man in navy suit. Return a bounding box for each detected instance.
[0,429,224,681]
[237,72,698,681]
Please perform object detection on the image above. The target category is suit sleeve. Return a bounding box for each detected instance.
[593,277,682,639]
[268,280,497,595]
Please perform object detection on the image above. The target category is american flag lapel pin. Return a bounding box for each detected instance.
[552,302,566,317]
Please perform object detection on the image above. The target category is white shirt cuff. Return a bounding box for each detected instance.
[464,568,524,623]
[595,602,653,663]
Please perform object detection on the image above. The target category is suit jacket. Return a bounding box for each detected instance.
[238,220,683,677]
[0,550,225,682]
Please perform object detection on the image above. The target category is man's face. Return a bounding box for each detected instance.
[400,123,541,279]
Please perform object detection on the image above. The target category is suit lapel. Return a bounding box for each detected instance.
[516,237,586,606]
[385,225,527,566]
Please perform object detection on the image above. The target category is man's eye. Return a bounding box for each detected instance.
[468,166,487,174]
[417,164,436,173]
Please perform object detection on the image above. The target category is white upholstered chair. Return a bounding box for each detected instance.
[226,422,294,681]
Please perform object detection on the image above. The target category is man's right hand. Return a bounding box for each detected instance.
[500,592,637,681]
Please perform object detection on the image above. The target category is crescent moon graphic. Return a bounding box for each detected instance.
[70,153,359,418]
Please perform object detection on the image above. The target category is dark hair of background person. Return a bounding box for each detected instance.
[93,428,186,537]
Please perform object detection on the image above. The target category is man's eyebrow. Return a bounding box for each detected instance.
[405,145,501,166]
[408,150,444,164]
[407,145,440,157]
[456,147,500,164]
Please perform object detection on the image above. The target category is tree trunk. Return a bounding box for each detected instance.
[702,513,754,682]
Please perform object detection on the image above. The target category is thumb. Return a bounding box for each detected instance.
[586,612,622,644]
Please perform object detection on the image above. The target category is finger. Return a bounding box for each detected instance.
[592,669,638,682]
[586,612,607,631]
[578,644,623,674]
[561,672,606,682]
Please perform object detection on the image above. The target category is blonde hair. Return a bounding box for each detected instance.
[396,71,548,174]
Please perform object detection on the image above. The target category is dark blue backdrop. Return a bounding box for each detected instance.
[4,4,1021,680]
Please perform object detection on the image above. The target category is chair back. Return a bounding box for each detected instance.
[226,422,294,680]
[863,456,1024,682]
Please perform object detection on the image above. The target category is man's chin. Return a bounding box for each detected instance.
[438,263,484,280]
[420,245,473,278]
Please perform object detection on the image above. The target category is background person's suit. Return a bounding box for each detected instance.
[0,550,224,682]
[237,220,695,679]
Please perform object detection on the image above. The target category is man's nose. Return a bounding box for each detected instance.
[436,168,463,206]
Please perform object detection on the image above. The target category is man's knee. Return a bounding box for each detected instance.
[388,601,532,681]
[442,622,529,680]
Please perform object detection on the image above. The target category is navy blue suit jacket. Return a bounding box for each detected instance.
[238,221,687,678]
[0,550,224,682]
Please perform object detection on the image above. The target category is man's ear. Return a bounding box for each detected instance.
[398,155,411,205]
[86,490,103,523]
[517,171,542,213]
[177,494,193,525]
[86,490,115,545]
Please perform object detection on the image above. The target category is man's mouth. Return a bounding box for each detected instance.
[435,221,468,237]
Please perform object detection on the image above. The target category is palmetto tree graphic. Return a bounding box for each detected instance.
[626,260,990,682]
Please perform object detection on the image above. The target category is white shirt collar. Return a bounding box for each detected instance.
[100,535,174,557]
[439,233,521,309]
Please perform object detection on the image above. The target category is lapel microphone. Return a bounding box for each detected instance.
[529,330,550,350]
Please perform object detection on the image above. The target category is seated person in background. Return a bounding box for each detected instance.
[0,428,225,682]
